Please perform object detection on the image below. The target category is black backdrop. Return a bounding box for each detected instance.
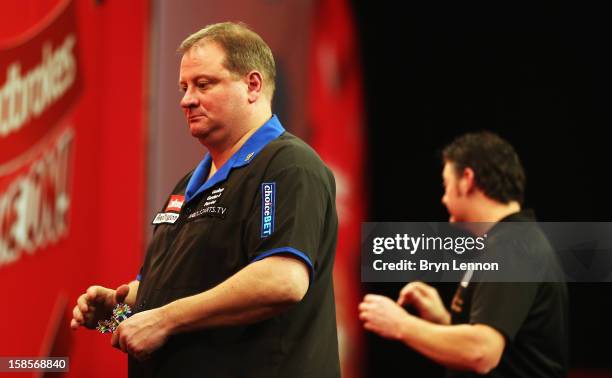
[351,1,612,376]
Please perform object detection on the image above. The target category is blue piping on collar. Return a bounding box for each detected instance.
[185,114,285,203]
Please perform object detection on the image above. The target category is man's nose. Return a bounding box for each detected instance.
[180,91,198,108]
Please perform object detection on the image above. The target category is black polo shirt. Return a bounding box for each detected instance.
[130,115,340,378]
[447,210,569,378]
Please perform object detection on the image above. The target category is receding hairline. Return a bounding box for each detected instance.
[178,36,220,56]
[178,39,228,64]
[177,22,277,99]
[177,22,259,54]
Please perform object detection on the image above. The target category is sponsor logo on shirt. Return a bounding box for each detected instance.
[165,195,185,213]
[202,187,224,207]
[152,212,179,225]
[188,206,227,220]
[261,182,275,238]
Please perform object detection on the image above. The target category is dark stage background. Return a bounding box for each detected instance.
[352,1,612,376]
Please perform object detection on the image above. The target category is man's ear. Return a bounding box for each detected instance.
[245,70,264,103]
[460,167,476,195]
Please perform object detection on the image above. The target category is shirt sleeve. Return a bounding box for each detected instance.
[243,165,335,283]
[469,282,539,341]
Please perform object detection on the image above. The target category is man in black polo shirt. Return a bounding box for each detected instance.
[71,22,340,377]
[359,132,568,377]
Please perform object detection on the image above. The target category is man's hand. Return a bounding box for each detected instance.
[111,308,171,360]
[359,294,411,341]
[70,285,130,330]
[397,281,450,325]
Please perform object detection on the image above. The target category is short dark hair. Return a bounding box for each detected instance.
[442,131,526,204]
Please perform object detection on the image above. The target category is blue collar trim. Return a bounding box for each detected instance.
[185,114,285,203]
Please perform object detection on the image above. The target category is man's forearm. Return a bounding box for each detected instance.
[159,255,309,334]
[399,316,504,374]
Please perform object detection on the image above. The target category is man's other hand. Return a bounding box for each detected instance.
[397,281,450,325]
[359,294,410,341]
[70,284,130,330]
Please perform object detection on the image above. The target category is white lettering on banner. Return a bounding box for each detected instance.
[0,128,74,267]
[0,34,77,138]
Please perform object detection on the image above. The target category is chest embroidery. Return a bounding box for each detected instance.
[203,187,225,207]
[188,205,228,220]
[186,186,227,220]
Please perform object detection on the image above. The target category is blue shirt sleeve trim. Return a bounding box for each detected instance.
[136,274,142,281]
[250,247,314,283]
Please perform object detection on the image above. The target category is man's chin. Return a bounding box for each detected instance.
[188,122,211,138]
[190,128,209,138]
[189,126,223,146]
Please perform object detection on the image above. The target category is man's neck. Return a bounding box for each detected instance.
[461,197,521,235]
[470,198,521,223]
[206,110,272,178]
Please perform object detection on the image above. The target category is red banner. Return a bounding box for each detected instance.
[0,0,80,362]
[0,0,80,270]
[0,0,148,376]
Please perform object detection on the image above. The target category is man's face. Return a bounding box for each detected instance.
[179,42,248,143]
[441,162,468,222]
